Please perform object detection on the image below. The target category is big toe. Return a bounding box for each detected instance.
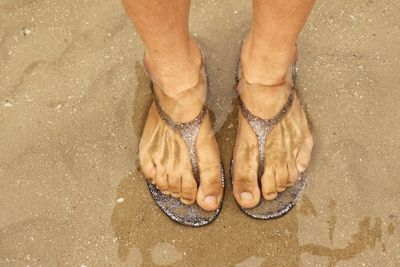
[233,171,260,209]
[196,167,223,211]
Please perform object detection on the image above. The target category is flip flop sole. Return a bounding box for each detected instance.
[147,164,225,227]
[230,160,307,219]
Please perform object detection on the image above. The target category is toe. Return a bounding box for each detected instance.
[196,166,223,212]
[168,172,182,198]
[296,134,313,173]
[287,160,299,186]
[233,171,260,209]
[140,152,156,183]
[155,165,169,194]
[180,170,197,205]
[261,166,277,200]
[232,121,260,209]
[275,166,288,192]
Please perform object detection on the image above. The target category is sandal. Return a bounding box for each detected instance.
[145,51,225,227]
[231,62,307,220]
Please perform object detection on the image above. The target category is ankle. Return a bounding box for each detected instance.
[144,38,203,98]
[240,35,297,86]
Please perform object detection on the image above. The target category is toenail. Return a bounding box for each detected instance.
[266,192,277,198]
[181,198,193,204]
[161,190,170,195]
[171,192,180,198]
[204,195,217,205]
[240,192,254,201]
[298,165,307,172]
[277,187,286,192]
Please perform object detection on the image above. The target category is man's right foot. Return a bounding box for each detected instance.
[139,42,224,212]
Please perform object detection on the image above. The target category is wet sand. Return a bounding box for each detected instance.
[1,0,399,266]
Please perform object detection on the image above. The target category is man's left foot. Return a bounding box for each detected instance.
[232,43,313,209]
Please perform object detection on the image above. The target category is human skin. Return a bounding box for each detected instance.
[122,0,314,211]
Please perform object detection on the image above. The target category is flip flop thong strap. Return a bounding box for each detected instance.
[238,65,296,178]
[152,88,207,184]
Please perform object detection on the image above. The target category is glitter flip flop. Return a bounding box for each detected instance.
[231,62,307,220]
[145,52,225,227]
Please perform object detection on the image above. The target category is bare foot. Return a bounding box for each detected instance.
[233,42,313,209]
[139,43,223,212]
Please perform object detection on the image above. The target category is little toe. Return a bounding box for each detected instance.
[287,161,299,186]
[233,171,260,209]
[261,166,277,200]
[296,136,313,173]
[140,153,156,182]
[275,166,289,192]
[197,167,223,211]
[180,170,197,205]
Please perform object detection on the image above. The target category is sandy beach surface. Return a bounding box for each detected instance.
[1,0,399,266]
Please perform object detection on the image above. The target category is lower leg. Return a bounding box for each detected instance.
[241,0,316,85]
[122,0,201,97]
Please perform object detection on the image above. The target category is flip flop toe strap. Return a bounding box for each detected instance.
[152,89,207,184]
[238,86,295,178]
